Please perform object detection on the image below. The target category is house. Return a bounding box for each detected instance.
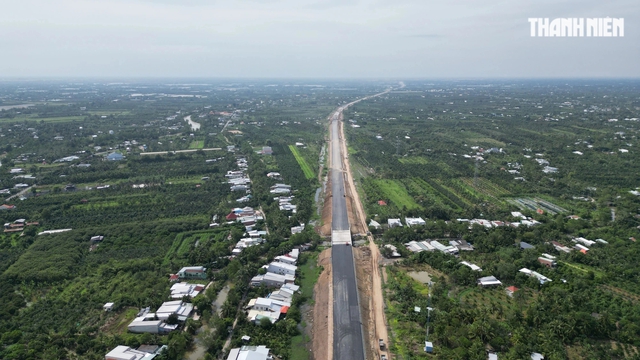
[261,146,273,155]
[573,237,596,247]
[0,204,16,211]
[460,261,482,271]
[574,244,589,253]
[177,266,207,279]
[388,219,402,228]
[128,314,177,334]
[105,345,164,360]
[268,283,299,302]
[537,257,556,268]
[170,282,205,299]
[551,241,572,253]
[541,253,556,260]
[268,262,297,276]
[519,268,552,284]
[274,255,297,266]
[291,225,304,234]
[384,244,401,257]
[226,345,271,360]
[405,240,435,253]
[104,302,115,311]
[250,272,295,287]
[270,184,291,194]
[247,297,291,314]
[377,200,387,206]
[369,220,381,229]
[9,168,24,174]
[519,242,535,250]
[431,240,458,255]
[405,217,426,227]
[106,152,124,161]
[531,353,545,360]
[450,239,474,251]
[91,235,104,242]
[478,276,502,287]
[156,300,194,321]
[505,286,519,297]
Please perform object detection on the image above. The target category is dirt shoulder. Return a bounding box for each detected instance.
[311,248,332,360]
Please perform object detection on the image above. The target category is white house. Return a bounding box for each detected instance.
[170,283,204,299]
[405,217,426,227]
[274,255,297,266]
[105,345,160,360]
[388,219,402,228]
[251,272,295,287]
[155,300,193,321]
[227,345,271,360]
[267,262,297,276]
[478,276,502,287]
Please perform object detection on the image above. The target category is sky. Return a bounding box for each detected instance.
[0,0,638,78]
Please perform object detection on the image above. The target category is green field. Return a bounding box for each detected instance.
[189,140,204,149]
[0,115,86,123]
[289,145,315,179]
[374,179,421,210]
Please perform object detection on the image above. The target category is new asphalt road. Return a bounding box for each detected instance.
[330,108,366,360]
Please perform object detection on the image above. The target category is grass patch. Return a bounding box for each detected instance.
[374,179,421,210]
[289,145,315,179]
[189,140,204,149]
[298,253,321,301]
[0,115,86,123]
[290,334,311,360]
[88,111,131,116]
[73,201,120,210]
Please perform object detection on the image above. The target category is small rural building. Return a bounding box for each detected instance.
[384,244,402,257]
[227,345,271,360]
[250,272,295,287]
[405,217,426,227]
[274,255,297,266]
[177,266,207,279]
[261,146,273,155]
[105,345,161,360]
[505,286,519,297]
[537,257,556,268]
[106,152,124,161]
[170,283,204,299]
[104,302,115,311]
[156,300,194,321]
[477,276,502,287]
[519,242,535,250]
[267,262,297,276]
[388,219,402,228]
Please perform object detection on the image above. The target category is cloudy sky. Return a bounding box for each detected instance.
[1,0,638,78]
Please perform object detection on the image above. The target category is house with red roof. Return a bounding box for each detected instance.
[505,286,519,297]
